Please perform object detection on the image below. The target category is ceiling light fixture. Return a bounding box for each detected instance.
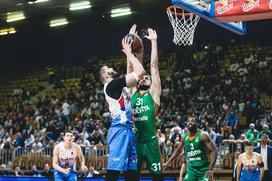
[69,1,91,11]
[0,27,16,36]
[6,11,25,22]
[111,7,131,17]
[28,0,50,4]
[49,18,69,27]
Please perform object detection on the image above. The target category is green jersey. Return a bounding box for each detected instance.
[131,90,158,140]
[246,129,259,142]
[184,130,209,170]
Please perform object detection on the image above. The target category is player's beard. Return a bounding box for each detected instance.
[138,83,150,90]
[188,124,197,133]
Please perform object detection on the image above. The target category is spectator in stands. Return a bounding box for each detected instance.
[61,100,71,125]
[255,119,263,132]
[169,121,183,139]
[14,167,24,176]
[0,164,8,176]
[170,128,182,144]
[254,133,272,181]
[13,132,25,148]
[246,123,259,142]
[57,132,64,142]
[164,140,173,159]
[222,135,237,153]
[226,111,239,138]
[232,150,241,181]
[42,164,53,178]
[32,137,43,153]
[237,133,248,153]
[215,120,224,144]
[87,166,100,178]
[30,165,41,177]
[207,126,217,143]
[89,128,103,145]
[258,124,272,140]
[157,129,165,151]
[2,137,12,149]
[24,130,35,148]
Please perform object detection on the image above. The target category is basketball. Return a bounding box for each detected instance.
[122,33,143,53]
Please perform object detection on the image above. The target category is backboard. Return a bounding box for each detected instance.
[172,0,247,35]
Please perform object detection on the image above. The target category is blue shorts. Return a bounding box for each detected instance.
[54,169,77,181]
[107,125,137,171]
[240,170,260,181]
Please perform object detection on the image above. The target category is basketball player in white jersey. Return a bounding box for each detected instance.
[93,26,146,181]
[236,142,264,181]
[53,131,87,181]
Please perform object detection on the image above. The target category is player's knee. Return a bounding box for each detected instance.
[105,170,120,181]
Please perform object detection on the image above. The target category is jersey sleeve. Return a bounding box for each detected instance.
[105,77,127,100]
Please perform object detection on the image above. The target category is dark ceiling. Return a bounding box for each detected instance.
[0,0,271,75]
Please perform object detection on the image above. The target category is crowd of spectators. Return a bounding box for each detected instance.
[0,41,271,173]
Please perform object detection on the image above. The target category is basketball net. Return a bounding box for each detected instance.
[167,5,200,46]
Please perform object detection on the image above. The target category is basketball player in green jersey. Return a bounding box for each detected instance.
[164,116,218,181]
[128,25,163,181]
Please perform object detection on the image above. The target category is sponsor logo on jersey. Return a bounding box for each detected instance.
[242,0,260,12]
[133,105,151,114]
[187,149,202,157]
[134,116,148,121]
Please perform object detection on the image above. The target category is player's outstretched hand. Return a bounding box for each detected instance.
[129,24,137,34]
[144,28,157,41]
[122,37,133,55]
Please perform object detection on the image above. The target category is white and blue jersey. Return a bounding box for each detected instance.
[54,142,78,181]
[104,85,134,127]
[104,78,137,171]
[240,152,260,181]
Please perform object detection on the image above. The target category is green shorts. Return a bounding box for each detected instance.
[183,174,209,181]
[183,166,209,181]
[135,137,162,174]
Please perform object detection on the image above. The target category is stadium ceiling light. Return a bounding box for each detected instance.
[28,0,50,4]
[6,11,25,22]
[111,7,130,14]
[110,11,132,18]
[69,1,91,11]
[110,7,131,17]
[49,18,69,27]
[0,27,16,36]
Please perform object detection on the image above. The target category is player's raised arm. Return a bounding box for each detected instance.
[145,28,161,105]
[122,37,145,88]
[126,24,137,75]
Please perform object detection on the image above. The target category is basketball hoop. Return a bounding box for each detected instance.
[167,5,200,46]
